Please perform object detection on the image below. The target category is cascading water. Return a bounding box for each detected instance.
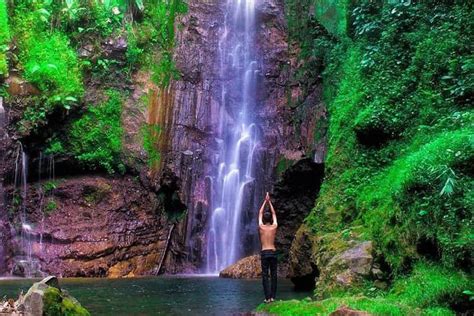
[206,0,260,273]
[11,144,42,277]
[0,97,6,273]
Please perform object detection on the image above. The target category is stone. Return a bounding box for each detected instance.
[220,255,262,279]
[320,241,374,293]
[330,306,372,316]
[288,224,319,290]
[6,75,40,96]
[14,276,90,316]
[374,280,388,290]
[337,241,374,276]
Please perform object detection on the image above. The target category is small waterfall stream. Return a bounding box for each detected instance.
[11,144,44,277]
[206,0,260,273]
[0,97,6,273]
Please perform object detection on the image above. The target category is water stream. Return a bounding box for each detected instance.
[206,0,260,273]
[0,97,6,272]
[11,144,43,277]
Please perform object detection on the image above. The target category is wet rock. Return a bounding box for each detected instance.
[272,159,324,265]
[220,255,262,279]
[330,306,372,316]
[5,176,173,277]
[288,224,319,290]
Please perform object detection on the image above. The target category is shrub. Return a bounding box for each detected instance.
[69,90,124,174]
[0,0,10,76]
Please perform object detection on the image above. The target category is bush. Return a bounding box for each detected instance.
[69,90,124,174]
[305,0,473,273]
[0,0,10,76]
[13,8,83,132]
[22,32,83,108]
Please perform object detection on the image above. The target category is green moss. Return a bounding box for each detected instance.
[258,297,416,316]
[45,199,58,215]
[305,0,473,273]
[314,0,353,37]
[391,263,471,309]
[68,90,124,174]
[141,123,162,168]
[259,263,471,316]
[0,0,10,76]
[43,287,90,316]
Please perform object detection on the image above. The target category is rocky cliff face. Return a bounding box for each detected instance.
[5,175,172,277]
[0,0,328,276]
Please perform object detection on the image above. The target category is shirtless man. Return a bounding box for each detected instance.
[258,192,278,303]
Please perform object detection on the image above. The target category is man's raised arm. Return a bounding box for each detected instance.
[258,196,267,226]
[269,198,278,227]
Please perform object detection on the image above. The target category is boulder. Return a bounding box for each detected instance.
[316,240,374,296]
[13,276,90,316]
[220,255,262,279]
[289,225,380,298]
[288,224,319,290]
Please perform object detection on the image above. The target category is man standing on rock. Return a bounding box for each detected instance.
[258,192,278,303]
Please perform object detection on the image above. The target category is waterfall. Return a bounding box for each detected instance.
[206,0,260,273]
[11,144,43,277]
[0,97,6,273]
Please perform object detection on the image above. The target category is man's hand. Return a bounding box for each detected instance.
[265,192,270,201]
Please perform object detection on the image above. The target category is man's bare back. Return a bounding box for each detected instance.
[259,224,277,251]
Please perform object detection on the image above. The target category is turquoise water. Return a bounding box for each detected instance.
[0,276,310,315]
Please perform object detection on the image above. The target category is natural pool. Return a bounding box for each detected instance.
[0,276,310,315]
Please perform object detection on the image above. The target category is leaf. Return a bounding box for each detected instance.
[65,96,78,102]
[47,64,58,70]
[418,210,428,216]
[440,177,455,196]
[37,8,51,17]
[66,0,74,9]
[64,104,71,110]
[135,0,145,11]
[30,64,40,74]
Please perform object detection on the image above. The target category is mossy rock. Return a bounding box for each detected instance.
[19,277,90,316]
[43,287,90,316]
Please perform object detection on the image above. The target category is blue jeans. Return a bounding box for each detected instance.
[261,250,277,300]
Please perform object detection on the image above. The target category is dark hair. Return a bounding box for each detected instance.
[263,212,273,225]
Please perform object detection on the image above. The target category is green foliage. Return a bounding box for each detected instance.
[304,0,474,275]
[391,263,471,309]
[259,263,471,316]
[22,32,83,106]
[42,180,59,194]
[45,199,58,214]
[69,90,124,174]
[140,123,161,168]
[13,6,83,133]
[0,0,10,76]
[125,0,187,85]
[45,139,65,156]
[43,287,90,316]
